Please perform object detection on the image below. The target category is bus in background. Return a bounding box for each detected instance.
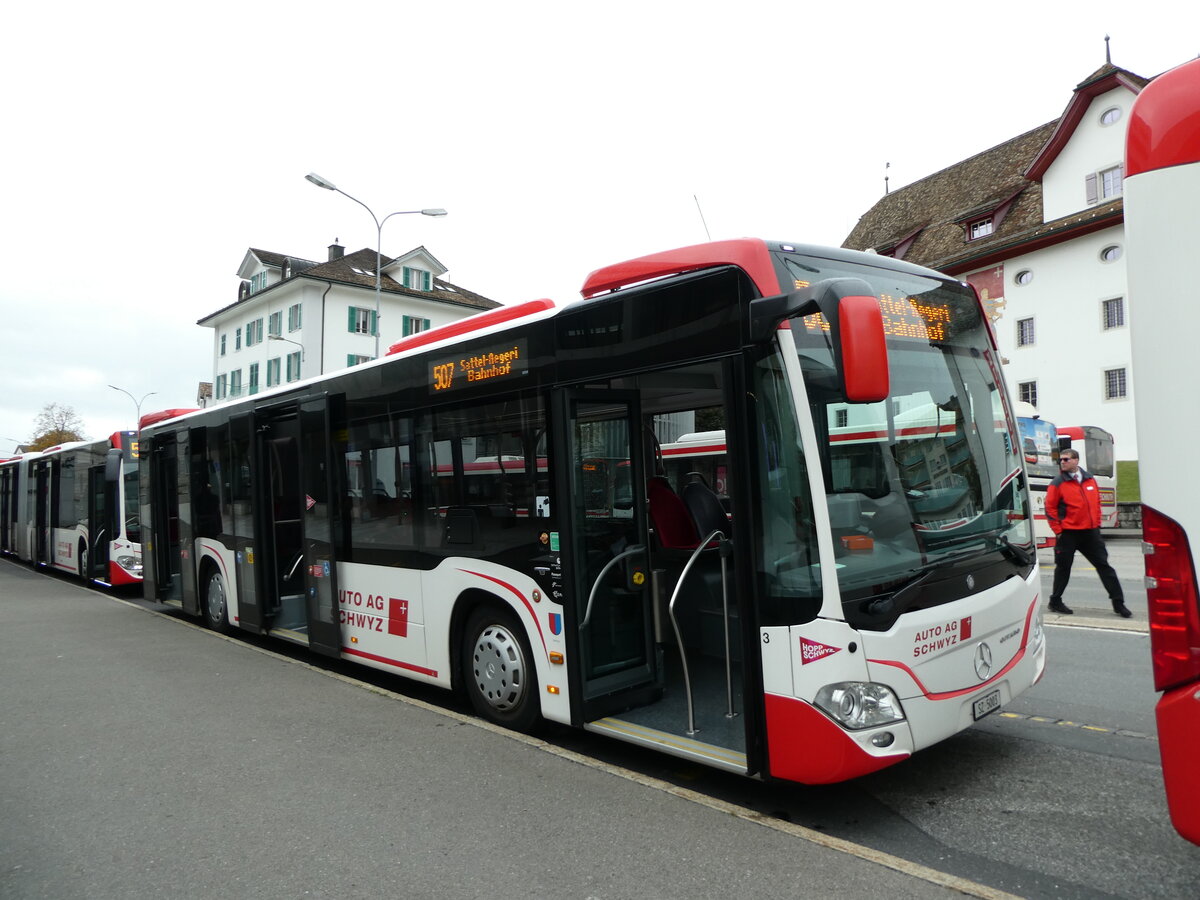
[1125,56,1200,846]
[139,238,1045,786]
[1056,425,1117,528]
[0,432,143,586]
[1013,403,1059,547]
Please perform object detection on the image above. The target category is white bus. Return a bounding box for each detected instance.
[1056,425,1117,528]
[0,432,143,586]
[1013,403,1059,548]
[1126,57,1200,846]
[140,238,1045,785]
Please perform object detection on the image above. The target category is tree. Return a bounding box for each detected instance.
[28,402,87,451]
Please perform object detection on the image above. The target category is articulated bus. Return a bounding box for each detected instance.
[1126,57,1200,845]
[1013,403,1059,548]
[0,432,143,586]
[1056,425,1118,528]
[139,238,1045,785]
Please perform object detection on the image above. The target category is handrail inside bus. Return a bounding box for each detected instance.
[668,531,732,735]
[581,544,646,629]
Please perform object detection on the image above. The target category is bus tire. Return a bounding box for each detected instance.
[202,564,234,635]
[78,540,87,579]
[462,605,541,733]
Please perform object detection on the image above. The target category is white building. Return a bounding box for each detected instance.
[199,242,499,403]
[844,56,1157,460]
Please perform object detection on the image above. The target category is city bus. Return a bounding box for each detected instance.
[1056,425,1117,528]
[1013,403,1059,548]
[1126,56,1200,845]
[139,238,1045,785]
[0,432,143,586]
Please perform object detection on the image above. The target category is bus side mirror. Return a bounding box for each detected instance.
[836,295,889,403]
[104,448,123,483]
[749,277,889,403]
[1059,436,1072,451]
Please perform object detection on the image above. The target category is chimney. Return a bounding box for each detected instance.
[328,239,344,261]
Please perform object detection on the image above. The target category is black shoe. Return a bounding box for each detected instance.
[1048,601,1074,615]
[1114,603,1132,618]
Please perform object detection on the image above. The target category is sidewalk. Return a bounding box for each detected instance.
[0,560,1008,900]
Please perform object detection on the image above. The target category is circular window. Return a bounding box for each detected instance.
[1101,244,1123,262]
[1100,106,1122,126]
[1015,269,1033,286]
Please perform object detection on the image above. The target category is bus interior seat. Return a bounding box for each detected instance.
[682,479,730,541]
[647,476,700,551]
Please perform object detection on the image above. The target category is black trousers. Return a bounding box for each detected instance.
[1050,528,1124,604]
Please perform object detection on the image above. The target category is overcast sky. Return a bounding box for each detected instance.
[2,1,1197,451]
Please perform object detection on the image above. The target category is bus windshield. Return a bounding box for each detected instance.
[775,252,1032,625]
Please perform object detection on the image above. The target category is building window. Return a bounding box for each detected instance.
[1018,381,1038,407]
[1017,317,1035,347]
[968,218,994,241]
[403,267,432,291]
[220,334,227,357]
[402,315,431,337]
[1100,244,1122,263]
[229,369,242,398]
[347,354,373,367]
[1014,269,1033,286]
[1104,368,1127,400]
[248,363,260,396]
[1102,297,1125,330]
[249,271,269,294]
[834,409,848,428]
[269,311,282,336]
[286,351,302,382]
[246,318,264,346]
[288,303,302,332]
[267,357,281,387]
[215,374,227,400]
[1100,106,1122,126]
[1087,165,1123,204]
[349,307,376,335]
[235,327,242,351]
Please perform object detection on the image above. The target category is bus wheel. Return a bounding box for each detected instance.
[462,606,541,733]
[202,566,233,634]
[78,540,87,578]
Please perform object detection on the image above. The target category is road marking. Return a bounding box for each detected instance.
[113,594,1020,900]
[996,711,1156,742]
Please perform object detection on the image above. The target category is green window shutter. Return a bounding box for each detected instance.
[423,271,432,291]
[348,307,357,333]
[422,317,431,331]
[402,316,411,337]
[348,354,355,368]
[370,310,378,336]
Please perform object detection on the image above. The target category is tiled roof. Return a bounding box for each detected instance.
[843,63,1151,274]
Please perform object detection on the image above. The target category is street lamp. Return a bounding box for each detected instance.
[305,172,447,358]
[109,385,157,432]
[268,334,305,364]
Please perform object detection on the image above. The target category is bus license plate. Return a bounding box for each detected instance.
[972,690,1001,720]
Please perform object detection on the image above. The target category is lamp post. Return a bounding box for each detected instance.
[268,334,305,382]
[109,385,157,433]
[305,172,447,359]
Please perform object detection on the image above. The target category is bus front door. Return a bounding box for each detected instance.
[86,463,110,582]
[561,391,658,719]
[252,400,340,657]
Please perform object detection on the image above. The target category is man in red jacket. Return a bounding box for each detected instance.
[1045,449,1131,617]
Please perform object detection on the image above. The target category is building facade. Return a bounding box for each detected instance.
[199,243,499,404]
[844,59,1155,460]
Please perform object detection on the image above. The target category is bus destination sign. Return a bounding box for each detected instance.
[793,281,954,342]
[430,338,529,394]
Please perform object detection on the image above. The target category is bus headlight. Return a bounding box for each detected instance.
[814,682,905,730]
[116,555,143,574]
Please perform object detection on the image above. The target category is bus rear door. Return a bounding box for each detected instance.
[249,398,340,657]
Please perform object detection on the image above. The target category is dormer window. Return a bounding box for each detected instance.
[249,271,270,294]
[403,267,432,291]
[968,217,994,241]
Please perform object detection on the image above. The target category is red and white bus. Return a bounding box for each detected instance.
[0,432,143,586]
[1126,56,1200,845]
[1013,403,1060,548]
[1056,425,1118,528]
[139,238,1045,785]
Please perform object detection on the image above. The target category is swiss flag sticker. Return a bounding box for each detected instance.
[960,616,972,640]
[388,598,409,637]
[800,637,841,665]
